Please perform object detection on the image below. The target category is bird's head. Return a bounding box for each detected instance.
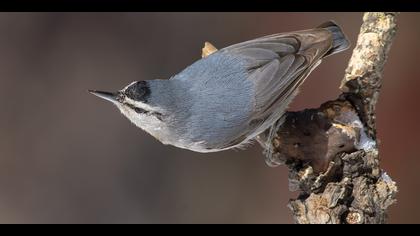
[89,81,165,132]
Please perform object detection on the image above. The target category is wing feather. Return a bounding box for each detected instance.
[217,30,332,142]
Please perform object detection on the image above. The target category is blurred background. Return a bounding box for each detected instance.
[0,12,418,223]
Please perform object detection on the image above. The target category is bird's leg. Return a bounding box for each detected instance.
[202,42,218,58]
[256,117,286,167]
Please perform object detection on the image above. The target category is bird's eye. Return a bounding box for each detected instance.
[125,81,150,102]
[133,107,147,114]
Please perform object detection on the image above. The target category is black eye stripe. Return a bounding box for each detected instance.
[125,103,147,114]
[135,107,148,114]
[124,103,164,121]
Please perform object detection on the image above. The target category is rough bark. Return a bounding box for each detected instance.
[259,12,399,224]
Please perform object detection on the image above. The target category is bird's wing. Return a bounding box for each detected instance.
[219,32,332,138]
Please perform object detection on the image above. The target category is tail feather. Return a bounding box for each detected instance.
[317,20,350,57]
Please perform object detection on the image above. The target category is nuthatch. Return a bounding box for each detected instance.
[89,21,349,154]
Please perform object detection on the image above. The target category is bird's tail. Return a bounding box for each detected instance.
[317,21,350,57]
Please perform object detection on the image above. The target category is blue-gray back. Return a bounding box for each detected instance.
[168,52,254,150]
[148,23,348,151]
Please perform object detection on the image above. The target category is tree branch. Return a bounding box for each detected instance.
[260,12,399,224]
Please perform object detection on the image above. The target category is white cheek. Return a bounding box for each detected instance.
[120,108,143,128]
[117,105,164,133]
[117,106,137,122]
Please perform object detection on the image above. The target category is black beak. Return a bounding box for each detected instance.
[88,90,119,103]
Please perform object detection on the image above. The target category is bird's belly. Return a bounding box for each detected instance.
[167,139,245,153]
[165,115,252,153]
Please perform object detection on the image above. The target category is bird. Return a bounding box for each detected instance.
[89,21,349,155]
